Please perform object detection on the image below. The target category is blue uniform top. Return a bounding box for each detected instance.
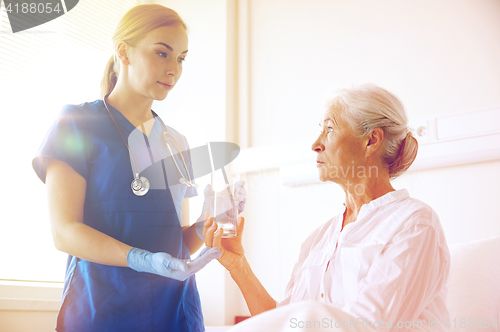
[32,100,204,332]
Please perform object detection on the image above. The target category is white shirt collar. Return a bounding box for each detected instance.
[361,188,409,210]
[342,189,410,218]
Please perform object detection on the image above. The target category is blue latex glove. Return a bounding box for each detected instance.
[127,246,222,281]
[195,181,247,240]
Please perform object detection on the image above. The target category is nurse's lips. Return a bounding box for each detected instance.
[158,81,173,90]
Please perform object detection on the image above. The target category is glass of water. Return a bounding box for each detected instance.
[211,171,240,238]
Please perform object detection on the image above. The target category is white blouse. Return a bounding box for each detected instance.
[278,189,450,332]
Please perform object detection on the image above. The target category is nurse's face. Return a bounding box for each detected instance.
[126,25,188,101]
[311,108,367,185]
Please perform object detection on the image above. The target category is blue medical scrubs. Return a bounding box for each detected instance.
[33,100,204,332]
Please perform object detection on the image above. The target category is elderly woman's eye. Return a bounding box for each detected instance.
[327,127,334,133]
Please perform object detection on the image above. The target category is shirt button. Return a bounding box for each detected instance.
[321,293,324,298]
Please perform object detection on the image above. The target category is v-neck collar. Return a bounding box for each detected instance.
[101,99,159,138]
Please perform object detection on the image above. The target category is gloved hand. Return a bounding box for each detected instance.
[127,246,222,281]
[195,181,247,240]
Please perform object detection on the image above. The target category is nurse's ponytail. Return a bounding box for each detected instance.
[99,4,187,99]
[100,56,118,99]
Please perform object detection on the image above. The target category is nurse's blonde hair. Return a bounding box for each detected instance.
[100,4,186,99]
[328,84,418,179]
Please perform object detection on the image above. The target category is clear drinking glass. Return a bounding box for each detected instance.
[211,171,240,238]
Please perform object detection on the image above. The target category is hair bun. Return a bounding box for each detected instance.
[389,131,418,178]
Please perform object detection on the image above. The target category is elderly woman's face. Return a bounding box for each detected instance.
[312,109,367,184]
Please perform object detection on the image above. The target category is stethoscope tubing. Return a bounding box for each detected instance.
[163,134,196,187]
[103,95,196,196]
[104,95,141,180]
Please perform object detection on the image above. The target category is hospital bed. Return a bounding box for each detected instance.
[206,236,500,332]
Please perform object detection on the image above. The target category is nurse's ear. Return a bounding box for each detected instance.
[115,41,131,67]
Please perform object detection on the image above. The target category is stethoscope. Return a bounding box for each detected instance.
[104,95,197,196]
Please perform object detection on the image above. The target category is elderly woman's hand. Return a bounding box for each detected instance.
[203,214,245,272]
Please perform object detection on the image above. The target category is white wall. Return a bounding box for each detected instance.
[246,0,500,147]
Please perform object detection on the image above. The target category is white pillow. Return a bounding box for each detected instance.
[447,236,500,332]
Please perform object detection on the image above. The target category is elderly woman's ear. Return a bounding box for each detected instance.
[365,127,385,158]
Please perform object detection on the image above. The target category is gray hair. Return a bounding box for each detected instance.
[327,84,418,178]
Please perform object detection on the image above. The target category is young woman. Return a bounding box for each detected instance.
[32,4,244,331]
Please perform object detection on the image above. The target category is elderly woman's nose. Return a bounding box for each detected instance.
[312,136,324,152]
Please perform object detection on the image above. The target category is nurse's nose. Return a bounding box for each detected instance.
[165,59,180,77]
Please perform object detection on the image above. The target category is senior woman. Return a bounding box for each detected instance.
[204,84,450,331]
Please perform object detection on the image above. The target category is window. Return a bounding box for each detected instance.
[0,0,139,282]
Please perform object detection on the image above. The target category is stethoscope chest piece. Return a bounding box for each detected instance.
[131,176,150,196]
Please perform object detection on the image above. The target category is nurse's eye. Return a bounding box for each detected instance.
[178,57,186,63]
[157,52,167,58]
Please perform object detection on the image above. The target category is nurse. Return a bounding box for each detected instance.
[32,4,241,332]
